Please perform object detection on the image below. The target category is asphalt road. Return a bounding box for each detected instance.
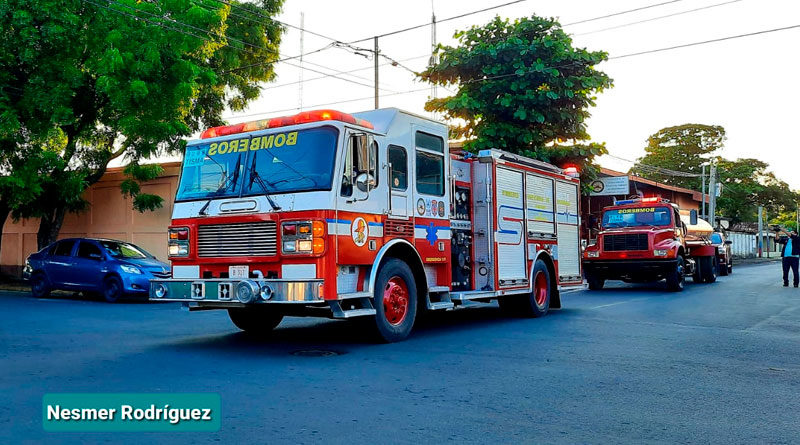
[1,261,799,444]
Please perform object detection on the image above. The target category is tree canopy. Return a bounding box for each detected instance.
[420,15,612,188]
[0,0,284,248]
[630,124,725,191]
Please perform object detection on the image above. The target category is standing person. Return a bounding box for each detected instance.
[778,229,800,287]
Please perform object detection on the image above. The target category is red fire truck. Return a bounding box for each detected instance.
[150,108,583,341]
[582,197,718,292]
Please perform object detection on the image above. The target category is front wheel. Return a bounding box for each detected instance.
[665,255,685,292]
[371,258,417,343]
[719,259,729,276]
[31,272,51,298]
[228,308,283,336]
[102,276,124,303]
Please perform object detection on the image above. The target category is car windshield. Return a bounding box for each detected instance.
[602,206,672,228]
[100,241,149,259]
[711,233,723,244]
[176,126,339,202]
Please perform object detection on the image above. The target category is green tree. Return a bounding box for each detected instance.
[420,15,612,188]
[631,124,725,191]
[0,0,283,249]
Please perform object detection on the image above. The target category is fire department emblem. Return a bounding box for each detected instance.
[417,199,425,215]
[351,217,368,247]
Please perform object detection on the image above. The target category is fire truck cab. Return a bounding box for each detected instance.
[150,108,583,342]
[582,197,718,292]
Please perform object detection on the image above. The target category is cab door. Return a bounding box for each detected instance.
[388,144,411,219]
[335,130,386,264]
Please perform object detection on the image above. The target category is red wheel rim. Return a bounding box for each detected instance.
[534,271,548,307]
[383,276,409,326]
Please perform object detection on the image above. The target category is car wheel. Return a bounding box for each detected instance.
[719,259,729,276]
[728,258,733,274]
[371,258,417,343]
[102,276,124,303]
[666,255,685,292]
[31,272,51,298]
[227,308,283,336]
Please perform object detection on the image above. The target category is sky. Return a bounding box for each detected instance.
[219,0,800,188]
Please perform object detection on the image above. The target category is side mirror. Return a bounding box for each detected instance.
[689,209,698,226]
[724,240,732,245]
[355,172,376,192]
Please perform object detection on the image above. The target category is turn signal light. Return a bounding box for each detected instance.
[312,221,325,238]
[313,238,325,254]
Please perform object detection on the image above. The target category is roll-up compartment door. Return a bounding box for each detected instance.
[555,181,581,280]
[495,168,526,282]
[525,174,555,236]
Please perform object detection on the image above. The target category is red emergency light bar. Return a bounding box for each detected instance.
[200,109,374,139]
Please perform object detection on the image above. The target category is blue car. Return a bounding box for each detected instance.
[25,238,171,302]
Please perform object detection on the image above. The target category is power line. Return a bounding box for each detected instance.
[609,23,800,60]
[575,0,744,36]
[603,153,703,177]
[563,0,687,26]
[348,0,527,44]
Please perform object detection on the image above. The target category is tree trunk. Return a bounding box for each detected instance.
[0,200,11,269]
[37,204,67,250]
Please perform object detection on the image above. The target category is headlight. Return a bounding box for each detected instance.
[586,251,600,258]
[120,265,142,274]
[282,220,325,255]
[168,227,190,257]
[654,249,669,257]
[153,283,168,298]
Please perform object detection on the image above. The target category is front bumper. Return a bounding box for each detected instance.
[149,278,324,305]
[583,258,678,280]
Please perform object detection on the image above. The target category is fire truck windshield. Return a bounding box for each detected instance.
[176,126,339,202]
[602,206,672,229]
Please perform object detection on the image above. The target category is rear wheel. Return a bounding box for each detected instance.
[705,257,718,283]
[31,272,51,298]
[666,255,686,292]
[519,260,551,318]
[371,259,417,343]
[228,308,283,336]
[102,276,124,303]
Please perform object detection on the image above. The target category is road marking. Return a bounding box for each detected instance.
[590,297,648,309]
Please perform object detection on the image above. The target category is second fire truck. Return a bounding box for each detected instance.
[150,108,583,341]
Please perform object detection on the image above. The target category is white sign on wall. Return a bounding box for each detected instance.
[589,176,630,196]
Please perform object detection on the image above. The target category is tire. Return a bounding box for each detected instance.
[30,272,51,298]
[227,308,283,336]
[665,255,686,292]
[102,275,124,303]
[704,256,718,283]
[586,274,605,290]
[518,259,551,318]
[728,258,733,275]
[719,259,729,276]
[371,258,417,343]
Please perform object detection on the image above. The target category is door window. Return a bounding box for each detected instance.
[388,145,408,191]
[341,133,377,197]
[51,240,75,257]
[415,132,445,196]
[77,242,103,259]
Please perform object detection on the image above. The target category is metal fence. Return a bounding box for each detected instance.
[728,231,780,258]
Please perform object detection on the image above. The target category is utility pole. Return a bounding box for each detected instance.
[374,36,379,109]
[757,206,764,258]
[299,12,304,111]
[701,164,706,221]
[708,163,717,227]
[430,3,438,119]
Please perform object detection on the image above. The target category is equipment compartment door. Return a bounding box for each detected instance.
[495,167,526,282]
[555,181,581,280]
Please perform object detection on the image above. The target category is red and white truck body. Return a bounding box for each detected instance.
[150,108,582,341]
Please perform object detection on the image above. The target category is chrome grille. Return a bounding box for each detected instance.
[197,221,277,257]
[603,233,649,251]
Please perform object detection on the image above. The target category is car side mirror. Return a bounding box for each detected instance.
[88,253,103,261]
[724,240,732,245]
[689,209,698,225]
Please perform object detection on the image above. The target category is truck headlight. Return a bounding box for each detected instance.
[282,220,325,255]
[586,251,600,258]
[654,249,669,257]
[168,227,190,257]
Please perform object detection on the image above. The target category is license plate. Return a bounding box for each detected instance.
[229,265,249,279]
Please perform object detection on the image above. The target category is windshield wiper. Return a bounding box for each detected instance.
[198,154,242,216]
[248,151,281,211]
